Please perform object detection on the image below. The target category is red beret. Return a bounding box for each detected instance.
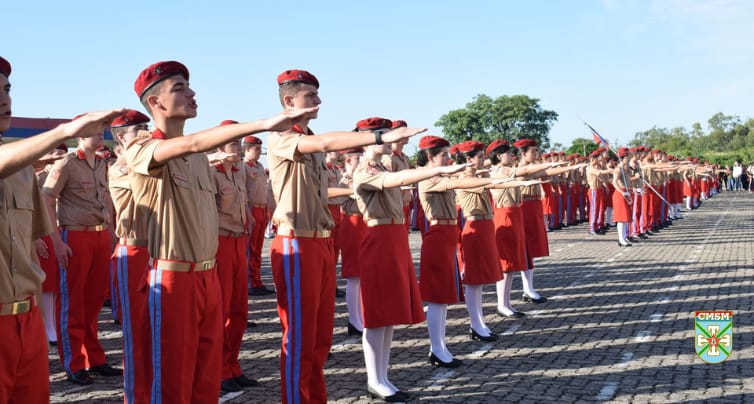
[617,147,629,157]
[277,69,319,89]
[485,139,510,156]
[242,135,262,145]
[220,119,239,126]
[596,147,606,153]
[355,117,392,131]
[111,109,150,128]
[0,56,10,78]
[418,135,450,150]
[56,143,69,152]
[652,149,663,154]
[134,61,189,98]
[456,140,485,154]
[391,120,407,129]
[557,151,565,156]
[513,138,537,149]
[542,152,551,158]
[448,144,459,155]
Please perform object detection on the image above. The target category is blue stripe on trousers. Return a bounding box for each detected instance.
[58,230,74,376]
[117,246,135,403]
[149,268,163,404]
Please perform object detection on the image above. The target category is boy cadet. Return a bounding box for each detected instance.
[243,134,275,296]
[268,69,424,403]
[212,120,259,392]
[0,55,124,401]
[127,60,316,403]
[109,109,152,402]
[43,114,123,385]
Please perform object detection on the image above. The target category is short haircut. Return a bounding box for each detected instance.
[278,82,304,106]
[139,80,165,115]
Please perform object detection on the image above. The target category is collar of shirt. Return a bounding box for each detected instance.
[291,124,314,136]
[151,128,167,139]
[75,149,102,160]
[214,163,239,173]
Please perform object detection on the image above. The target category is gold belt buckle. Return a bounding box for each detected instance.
[12,300,30,315]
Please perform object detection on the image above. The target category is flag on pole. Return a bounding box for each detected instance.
[586,122,609,149]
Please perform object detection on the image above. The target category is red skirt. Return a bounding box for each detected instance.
[419,224,463,304]
[338,215,365,278]
[493,206,527,272]
[38,235,59,292]
[521,200,549,258]
[612,187,632,222]
[460,219,503,285]
[360,224,424,328]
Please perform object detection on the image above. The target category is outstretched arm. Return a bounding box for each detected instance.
[296,126,427,154]
[0,109,124,178]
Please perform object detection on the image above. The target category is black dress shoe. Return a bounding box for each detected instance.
[221,378,242,393]
[428,352,463,368]
[638,233,648,239]
[496,309,526,318]
[618,242,633,247]
[522,294,547,304]
[247,321,258,328]
[347,322,363,336]
[67,370,93,385]
[335,288,346,298]
[88,364,123,377]
[628,237,639,243]
[249,286,275,296]
[367,385,408,402]
[470,329,499,342]
[235,374,260,388]
[49,340,58,347]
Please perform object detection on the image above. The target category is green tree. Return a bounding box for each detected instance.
[565,137,598,156]
[435,94,558,147]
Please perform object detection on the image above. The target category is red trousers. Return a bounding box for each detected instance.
[57,229,111,375]
[113,243,151,404]
[217,235,249,380]
[147,263,222,403]
[271,235,335,404]
[0,307,49,404]
[247,207,268,288]
[588,188,604,232]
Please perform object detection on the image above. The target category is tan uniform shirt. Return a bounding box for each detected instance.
[213,163,247,234]
[267,127,334,233]
[586,165,603,190]
[418,176,457,220]
[383,151,413,205]
[126,131,218,262]
[490,165,521,208]
[244,160,268,206]
[519,163,543,201]
[109,156,147,240]
[43,151,110,226]
[339,174,360,216]
[455,171,492,217]
[326,163,348,205]
[353,161,403,222]
[0,167,52,303]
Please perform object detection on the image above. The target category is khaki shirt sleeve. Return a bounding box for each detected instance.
[32,175,53,240]
[354,166,388,193]
[268,131,302,162]
[420,176,450,193]
[126,138,165,177]
[42,158,69,198]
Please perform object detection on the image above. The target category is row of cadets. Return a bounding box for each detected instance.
[267,72,421,403]
[42,112,123,383]
[0,55,125,402]
[125,60,317,403]
[417,136,511,367]
[351,123,462,401]
[515,139,584,303]
[452,141,541,337]
[109,110,153,399]
[242,134,276,296]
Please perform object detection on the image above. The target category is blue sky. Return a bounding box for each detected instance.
[5,0,753,155]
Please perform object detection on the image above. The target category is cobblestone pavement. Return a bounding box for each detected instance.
[48,191,754,403]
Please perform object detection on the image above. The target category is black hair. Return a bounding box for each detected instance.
[416,146,445,167]
[488,145,511,165]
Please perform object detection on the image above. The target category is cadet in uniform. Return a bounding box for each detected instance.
[109,109,152,402]
[243,135,275,296]
[43,114,122,385]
